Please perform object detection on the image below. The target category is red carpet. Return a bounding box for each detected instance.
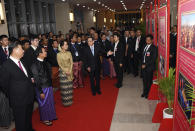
[152,103,168,123]
[13,77,119,131]
[148,84,160,100]
[158,118,173,131]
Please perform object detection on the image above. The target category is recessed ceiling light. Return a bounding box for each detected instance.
[105,6,107,8]
[77,4,80,6]
[98,2,101,4]
[102,4,104,6]
[93,0,96,2]
[120,1,123,2]
[62,0,65,1]
[83,5,86,8]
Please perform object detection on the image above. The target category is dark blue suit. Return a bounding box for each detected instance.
[0,46,9,65]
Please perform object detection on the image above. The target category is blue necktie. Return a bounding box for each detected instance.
[90,46,94,56]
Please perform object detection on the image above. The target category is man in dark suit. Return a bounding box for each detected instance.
[0,42,35,131]
[23,35,39,70]
[83,37,112,95]
[141,34,157,98]
[47,40,60,88]
[69,35,84,88]
[113,33,124,88]
[121,30,130,73]
[0,35,9,65]
[133,29,146,77]
[100,33,112,77]
[169,25,177,68]
[127,30,137,75]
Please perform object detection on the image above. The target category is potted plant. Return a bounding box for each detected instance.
[158,68,175,119]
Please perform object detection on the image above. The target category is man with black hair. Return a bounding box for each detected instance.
[70,35,84,88]
[113,33,124,88]
[141,34,157,98]
[170,25,177,68]
[0,35,13,129]
[23,35,39,70]
[0,42,35,131]
[21,40,30,52]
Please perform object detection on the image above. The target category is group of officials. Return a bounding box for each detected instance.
[0,27,158,131]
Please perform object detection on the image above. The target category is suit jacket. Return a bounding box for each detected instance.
[83,44,106,71]
[0,59,35,107]
[47,48,59,67]
[22,46,37,69]
[100,40,112,58]
[137,36,146,55]
[170,33,177,56]
[112,41,124,64]
[69,43,82,62]
[127,37,137,56]
[121,36,131,53]
[142,44,158,71]
[0,46,9,65]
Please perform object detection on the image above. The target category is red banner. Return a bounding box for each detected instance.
[158,5,169,78]
[173,0,195,130]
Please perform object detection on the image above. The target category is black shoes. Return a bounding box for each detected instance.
[92,92,96,96]
[141,94,145,97]
[115,83,122,88]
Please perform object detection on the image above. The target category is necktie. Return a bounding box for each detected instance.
[18,61,24,72]
[90,46,94,56]
[4,48,8,55]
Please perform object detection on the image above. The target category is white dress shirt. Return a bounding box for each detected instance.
[31,45,37,51]
[135,36,141,51]
[114,41,119,56]
[143,44,152,63]
[10,56,28,77]
[2,46,9,56]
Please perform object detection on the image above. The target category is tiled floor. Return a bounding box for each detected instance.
[0,74,159,131]
[110,74,159,131]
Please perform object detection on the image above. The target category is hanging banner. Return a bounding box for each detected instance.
[158,5,169,78]
[173,0,195,130]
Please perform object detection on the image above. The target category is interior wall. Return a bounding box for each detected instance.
[0,0,8,36]
[170,0,178,26]
[83,10,94,33]
[55,1,71,35]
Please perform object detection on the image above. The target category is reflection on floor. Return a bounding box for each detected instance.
[110,74,159,131]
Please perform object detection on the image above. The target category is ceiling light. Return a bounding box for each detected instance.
[102,4,104,6]
[93,0,96,2]
[77,4,80,6]
[98,2,101,4]
[120,1,123,2]
[83,5,86,8]
[62,0,65,1]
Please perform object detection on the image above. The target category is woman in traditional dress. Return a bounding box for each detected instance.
[57,40,74,106]
[31,47,57,126]
[109,35,116,78]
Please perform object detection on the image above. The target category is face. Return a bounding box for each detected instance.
[90,29,95,35]
[40,48,47,58]
[71,36,77,43]
[136,30,142,37]
[62,42,69,51]
[14,45,24,59]
[146,37,153,44]
[101,35,106,41]
[173,26,177,33]
[49,32,53,37]
[81,35,85,41]
[130,31,135,37]
[1,37,9,47]
[87,38,94,46]
[23,42,30,50]
[52,36,57,40]
[52,41,59,48]
[31,38,39,47]
[110,36,114,43]
[77,37,81,43]
[94,33,98,40]
[114,35,119,42]
[124,31,129,37]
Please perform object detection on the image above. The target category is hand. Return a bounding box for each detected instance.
[120,64,123,67]
[131,54,133,58]
[40,93,45,99]
[31,78,35,83]
[142,64,146,69]
[87,67,91,72]
[107,50,113,56]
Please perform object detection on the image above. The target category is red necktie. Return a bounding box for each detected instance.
[4,48,8,55]
[18,61,24,72]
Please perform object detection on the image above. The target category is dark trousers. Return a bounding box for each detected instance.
[142,69,153,97]
[12,103,33,131]
[114,61,123,86]
[89,69,101,93]
[133,52,139,76]
[123,56,129,72]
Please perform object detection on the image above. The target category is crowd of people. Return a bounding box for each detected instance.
[0,26,158,131]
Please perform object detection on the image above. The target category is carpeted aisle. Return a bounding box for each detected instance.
[31,77,118,131]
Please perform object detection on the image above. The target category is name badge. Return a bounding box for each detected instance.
[146,52,150,56]
[75,52,79,56]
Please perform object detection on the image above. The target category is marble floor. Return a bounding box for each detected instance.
[110,74,159,131]
[0,74,159,131]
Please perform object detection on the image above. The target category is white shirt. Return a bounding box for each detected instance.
[90,44,95,56]
[135,36,141,51]
[143,44,152,63]
[37,58,44,62]
[114,41,119,56]
[31,45,37,51]
[10,56,28,77]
